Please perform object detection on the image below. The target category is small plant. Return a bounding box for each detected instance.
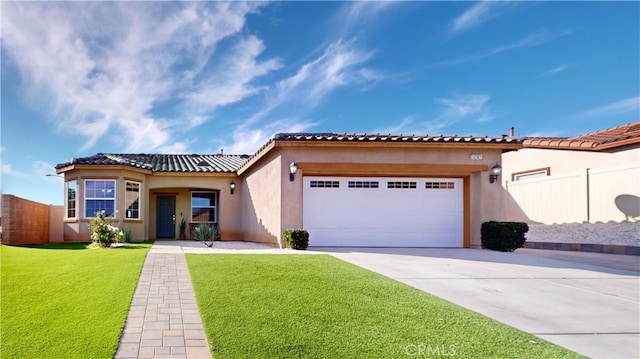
[283,229,309,250]
[88,211,123,247]
[122,227,132,243]
[192,223,220,247]
[179,218,187,240]
[481,221,529,252]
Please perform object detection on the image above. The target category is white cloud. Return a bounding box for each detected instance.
[1,164,28,178]
[228,118,318,154]
[225,39,380,153]
[1,2,277,153]
[373,94,493,135]
[452,2,511,34]
[577,97,640,118]
[542,64,572,76]
[425,94,493,132]
[433,30,572,68]
[375,115,417,134]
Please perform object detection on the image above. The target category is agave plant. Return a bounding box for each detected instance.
[192,223,220,247]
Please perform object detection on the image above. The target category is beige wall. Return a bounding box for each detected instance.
[503,146,640,224]
[256,145,507,247]
[502,146,640,178]
[49,205,64,242]
[240,152,282,246]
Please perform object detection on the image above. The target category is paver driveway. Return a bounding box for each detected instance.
[317,247,640,359]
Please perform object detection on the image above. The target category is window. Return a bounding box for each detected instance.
[192,191,216,222]
[125,181,141,219]
[310,180,340,188]
[348,181,379,188]
[512,167,550,181]
[425,181,455,189]
[85,180,116,218]
[66,180,77,218]
[387,181,416,189]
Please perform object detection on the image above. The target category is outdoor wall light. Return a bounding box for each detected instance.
[289,162,298,182]
[489,163,502,184]
[230,181,236,195]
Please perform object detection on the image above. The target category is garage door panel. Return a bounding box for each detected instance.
[303,177,463,247]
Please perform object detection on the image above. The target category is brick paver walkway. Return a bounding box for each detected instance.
[115,250,212,359]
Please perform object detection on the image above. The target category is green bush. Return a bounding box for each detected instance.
[283,229,309,250]
[481,221,529,252]
[88,211,123,247]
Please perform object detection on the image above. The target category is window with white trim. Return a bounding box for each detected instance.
[66,180,77,219]
[512,167,550,181]
[192,191,216,222]
[125,181,141,219]
[84,180,116,218]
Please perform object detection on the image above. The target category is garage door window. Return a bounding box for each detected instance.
[348,181,379,188]
[310,180,340,188]
[387,181,416,189]
[425,181,455,189]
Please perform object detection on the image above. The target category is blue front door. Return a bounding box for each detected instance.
[156,196,176,238]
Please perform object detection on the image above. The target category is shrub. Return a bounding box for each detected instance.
[283,229,309,250]
[88,211,123,247]
[481,221,529,252]
[191,223,220,243]
[122,227,132,243]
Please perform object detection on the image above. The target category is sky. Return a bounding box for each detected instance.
[1,1,639,205]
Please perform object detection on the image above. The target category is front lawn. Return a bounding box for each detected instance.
[0,242,152,359]
[187,254,583,358]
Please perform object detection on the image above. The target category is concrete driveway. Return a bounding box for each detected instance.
[314,247,640,359]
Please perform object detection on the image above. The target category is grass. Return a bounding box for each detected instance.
[1,242,152,359]
[187,254,584,359]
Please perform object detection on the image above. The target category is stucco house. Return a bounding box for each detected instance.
[55,133,522,248]
[502,122,640,224]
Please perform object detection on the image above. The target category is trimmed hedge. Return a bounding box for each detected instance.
[481,221,529,252]
[283,229,309,250]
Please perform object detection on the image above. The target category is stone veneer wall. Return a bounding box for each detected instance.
[1,194,50,245]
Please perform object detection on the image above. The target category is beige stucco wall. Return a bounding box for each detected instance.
[146,175,241,240]
[251,145,507,248]
[240,152,282,246]
[503,146,640,224]
[61,169,242,242]
[502,146,640,178]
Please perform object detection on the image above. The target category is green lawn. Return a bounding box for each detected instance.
[188,254,584,359]
[1,242,152,359]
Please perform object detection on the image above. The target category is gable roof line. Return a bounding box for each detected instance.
[56,132,525,175]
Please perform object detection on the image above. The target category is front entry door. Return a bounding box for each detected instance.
[156,196,176,238]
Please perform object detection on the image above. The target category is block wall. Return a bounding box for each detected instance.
[1,194,50,245]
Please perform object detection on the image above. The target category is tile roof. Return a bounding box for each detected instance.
[55,153,250,173]
[523,122,640,151]
[272,132,522,144]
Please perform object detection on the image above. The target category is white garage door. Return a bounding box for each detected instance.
[303,176,463,247]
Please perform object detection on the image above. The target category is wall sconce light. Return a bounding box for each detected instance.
[489,163,502,184]
[289,162,298,182]
[230,181,236,195]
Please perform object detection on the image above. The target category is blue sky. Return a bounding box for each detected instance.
[1,1,639,205]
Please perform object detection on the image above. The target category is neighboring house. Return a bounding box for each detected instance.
[55,133,521,248]
[502,122,640,224]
